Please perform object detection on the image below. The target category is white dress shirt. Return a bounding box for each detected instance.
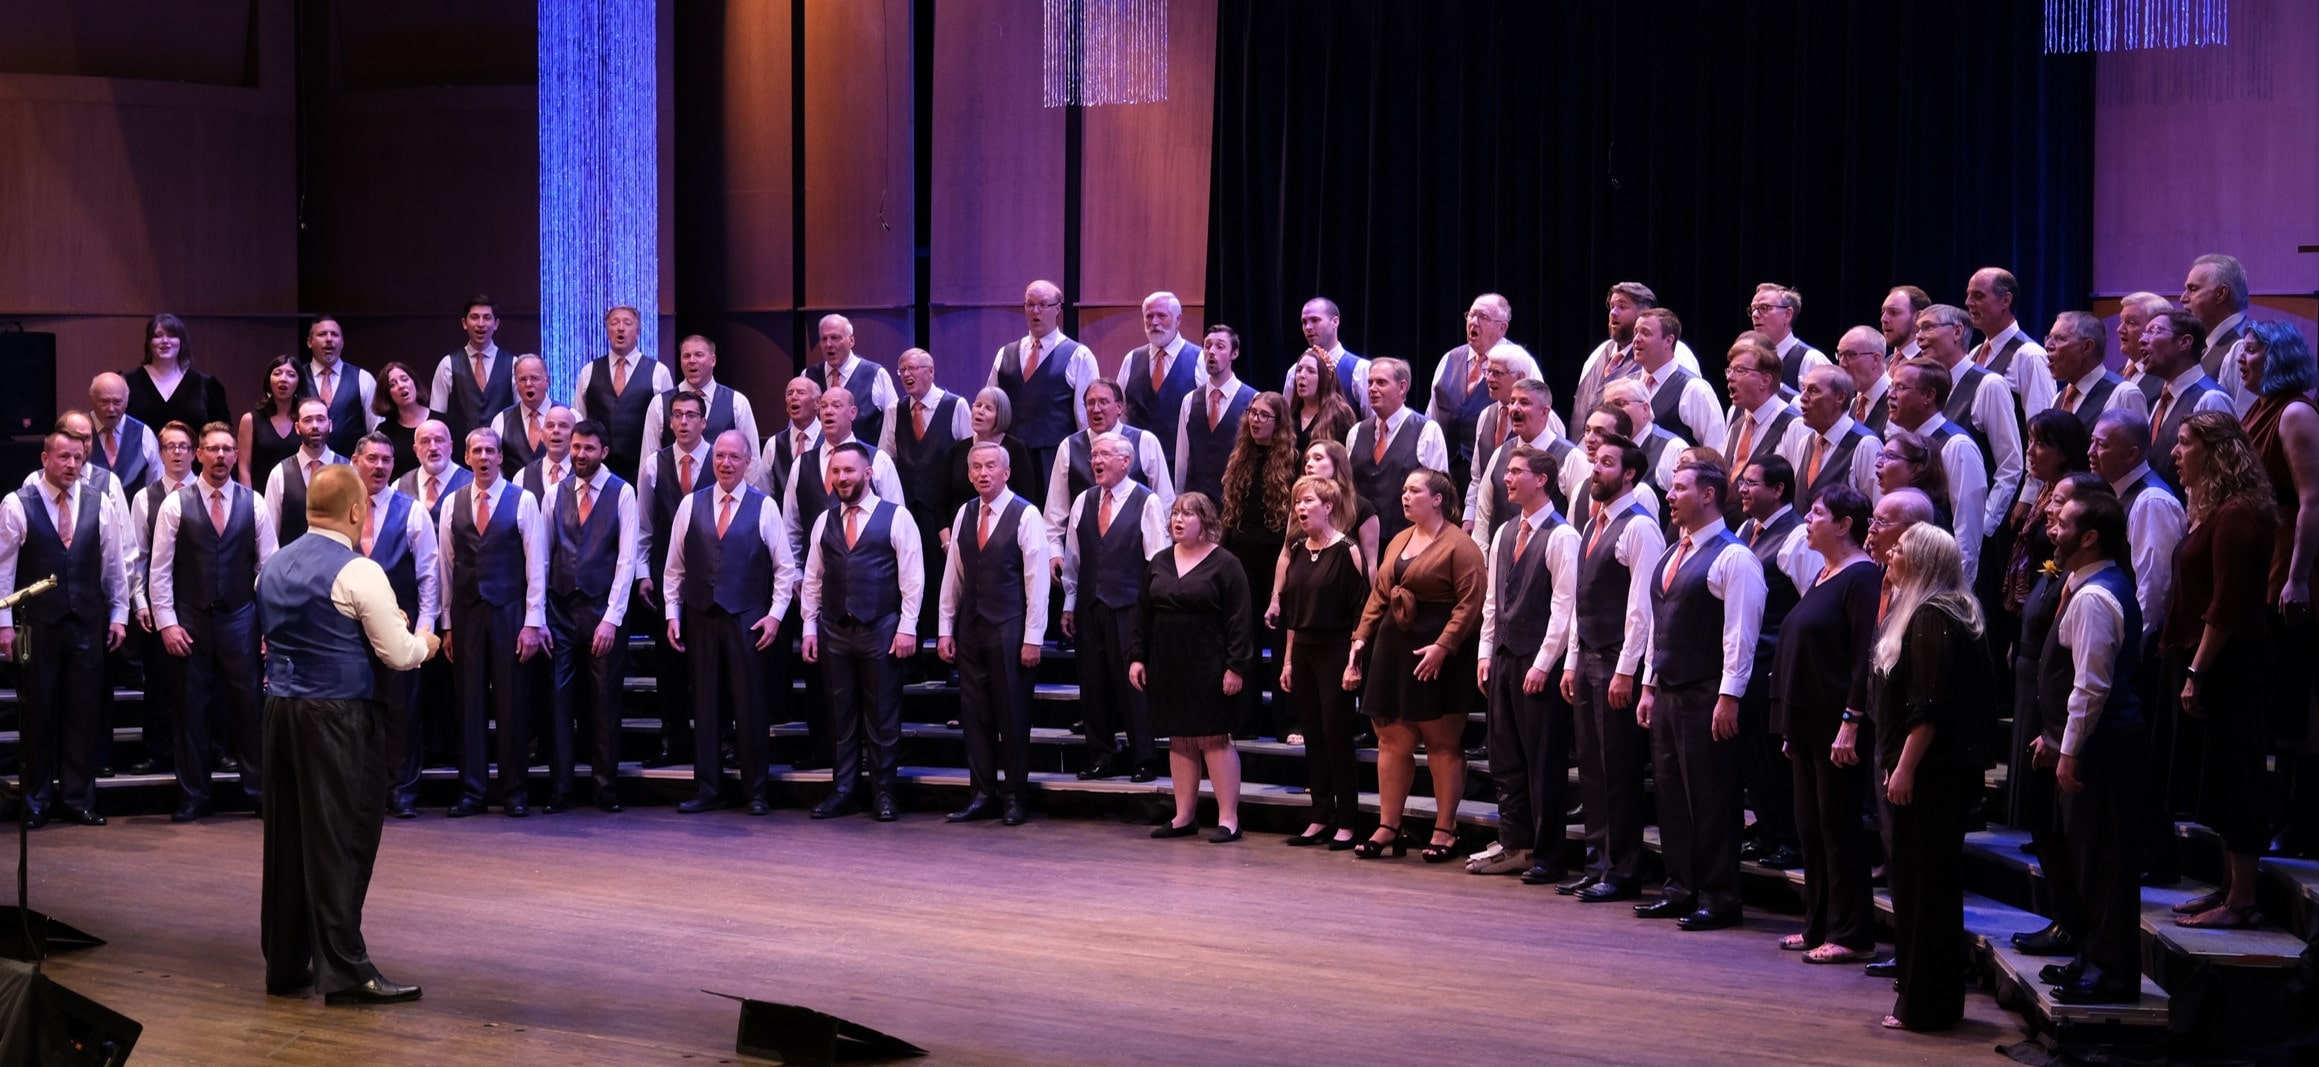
[2060,365,2149,422]
[816,354,900,422]
[0,478,131,627]
[2112,465,2184,638]
[1045,427,1175,554]
[1471,427,1561,532]
[937,489,1053,644]
[1944,361,2026,524]
[1637,518,1767,698]
[1977,320,2057,418]
[752,421,825,497]
[1584,490,1666,678]
[1430,341,1541,398]
[436,477,549,630]
[570,351,675,419]
[876,386,977,455]
[1060,480,1171,612]
[127,475,195,615]
[1640,360,1731,452]
[307,359,381,433]
[1125,334,1194,390]
[1723,396,1794,465]
[2204,311,2255,411]
[367,484,443,635]
[782,438,906,557]
[661,483,800,624]
[1895,414,1990,584]
[149,481,281,630]
[1775,415,1882,501]
[800,491,925,638]
[1477,505,1580,676]
[637,439,713,571]
[1344,405,1452,474]
[988,329,1099,434]
[1773,335,1835,383]
[2153,364,2241,423]
[262,446,347,532]
[540,466,640,626]
[428,343,502,413]
[21,468,130,521]
[639,379,763,464]
[310,528,436,672]
[94,419,162,481]
[1576,337,1702,381]
[1174,371,1253,487]
[2056,561,2129,756]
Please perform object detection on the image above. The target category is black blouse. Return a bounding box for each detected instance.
[124,366,231,437]
[1279,536,1368,635]
[1771,558,1881,739]
[1870,601,1990,773]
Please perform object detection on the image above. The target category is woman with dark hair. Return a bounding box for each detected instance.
[2236,319,2319,859]
[1276,475,1370,849]
[1130,492,1256,843]
[1284,349,1357,455]
[1343,469,1487,861]
[2005,410,2091,612]
[1873,430,1953,529]
[237,353,311,486]
[1773,483,1882,964]
[1871,524,1990,1032]
[1220,391,1298,738]
[124,312,232,439]
[2167,412,2281,928]
[371,361,437,476]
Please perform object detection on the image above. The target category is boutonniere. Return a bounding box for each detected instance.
[2039,559,2061,580]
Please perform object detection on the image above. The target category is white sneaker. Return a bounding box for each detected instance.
[1469,846,1531,875]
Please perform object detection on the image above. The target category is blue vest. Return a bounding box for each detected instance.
[805,360,888,447]
[658,384,736,450]
[891,395,961,515]
[1062,424,1152,506]
[681,486,775,622]
[1429,346,1495,478]
[1075,483,1152,612]
[316,364,370,458]
[994,338,1081,448]
[1647,529,1743,689]
[816,500,902,625]
[550,474,628,601]
[364,491,421,621]
[1575,503,1649,653]
[790,442,879,538]
[170,483,258,613]
[93,415,154,494]
[582,354,662,474]
[1121,342,1200,460]
[395,465,471,526]
[447,483,528,610]
[13,483,104,624]
[257,534,376,700]
[1329,351,1366,412]
[1178,382,1253,502]
[956,495,1030,625]
[274,452,350,544]
[1491,510,1565,657]
[443,350,516,450]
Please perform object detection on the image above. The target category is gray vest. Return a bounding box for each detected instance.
[956,495,1031,626]
[1491,510,1565,658]
[448,483,528,610]
[549,475,627,600]
[817,500,902,625]
[170,483,258,614]
[1741,510,1802,660]
[1647,529,1743,689]
[1575,503,1649,653]
[1350,413,1423,547]
[1075,484,1152,612]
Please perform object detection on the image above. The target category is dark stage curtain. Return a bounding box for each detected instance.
[1206,0,2093,407]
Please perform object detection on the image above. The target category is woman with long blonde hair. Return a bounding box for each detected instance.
[1869,524,1989,1032]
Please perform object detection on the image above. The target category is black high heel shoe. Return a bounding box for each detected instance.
[1352,825,1405,859]
[1421,825,1460,864]
[1285,824,1336,847]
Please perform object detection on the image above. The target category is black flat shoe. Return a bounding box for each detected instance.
[1150,821,1200,839]
[1863,959,1899,978]
[1325,834,1358,851]
[324,976,422,1005]
[1552,873,1597,894]
[446,800,484,818]
[1208,826,1243,843]
[1128,764,1160,783]
[947,798,998,823]
[677,796,725,814]
[1352,826,1405,859]
[1676,908,1742,931]
[1284,825,1334,846]
[1634,897,1693,919]
[1575,881,1639,903]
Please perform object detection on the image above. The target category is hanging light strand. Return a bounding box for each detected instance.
[2045,0,2230,54]
[539,0,660,395]
[1044,0,1169,107]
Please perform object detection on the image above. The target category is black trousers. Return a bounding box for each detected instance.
[1288,633,1359,828]
[1737,665,1794,846]
[171,602,263,807]
[1884,763,1969,1030]
[643,588,692,750]
[956,615,1031,801]
[15,615,105,816]
[2022,758,2084,937]
[451,597,530,805]
[822,614,902,793]
[260,696,389,995]
[2062,724,2145,990]
[378,664,423,810]
[1572,648,1649,885]
[1487,650,1568,856]
[1792,726,1876,951]
[1077,600,1154,766]
[1649,681,1744,912]
[549,592,625,794]
[688,608,772,802]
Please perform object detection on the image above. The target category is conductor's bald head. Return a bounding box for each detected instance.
[306,464,369,542]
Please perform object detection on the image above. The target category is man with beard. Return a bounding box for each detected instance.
[540,420,638,813]
[802,442,923,821]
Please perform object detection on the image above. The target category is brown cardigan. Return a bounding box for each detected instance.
[1353,522,1488,650]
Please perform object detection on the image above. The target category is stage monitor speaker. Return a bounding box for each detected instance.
[0,909,104,964]
[0,958,141,1066]
[0,333,57,437]
[705,991,926,1066]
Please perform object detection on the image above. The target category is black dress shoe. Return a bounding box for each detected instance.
[1001,799,1027,826]
[170,803,210,823]
[58,807,105,827]
[21,812,47,830]
[1150,821,1199,838]
[1754,845,1803,870]
[1129,763,1159,783]
[791,752,830,772]
[1520,864,1570,886]
[390,805,418,820]
[127,758,168,776]
[947,798,998,823]
[1738,837,1771,861]
[677,796,725,814]
[1575,881,1639,903]
[1676,908,1742,931]
[811,792,863,819]
[446,800,484,818]
[1863,959,1899,978]
[2012,923,2078,956]
[596,792,624,813]
[641,744,681,769]
[2050,979,2138,1005]
[746,798,771,816]
[1208,826,1243,843]
[267,976,313,997]
[324,976,423,1005]
[1077,758,1127,781]
[872,793,898,822]
[540,794,574,815]
[503,803,529,818]
[1634,897,1694,919]
[216,755,242,774]
[1551,873,1597,894]
[2038,960,2083,985]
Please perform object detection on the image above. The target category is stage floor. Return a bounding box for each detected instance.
[24,806,2024,1064]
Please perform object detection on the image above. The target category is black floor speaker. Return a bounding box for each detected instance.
[0,958,140,1066]
[0,332,56,437]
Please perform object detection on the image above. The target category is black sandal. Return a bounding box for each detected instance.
[1421,825,1460,864]
[1352,824,1405,859]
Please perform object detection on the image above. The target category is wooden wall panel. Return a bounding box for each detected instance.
[718,0,796,313]
[1077,0,1217,309]
[802,0,914,314]
[932,308,1023,399]
[931,0,1065,314]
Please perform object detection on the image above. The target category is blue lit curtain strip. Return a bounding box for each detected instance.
[540,0,659,399]
[1044,0,1169,107]
[2045,0,2229,53]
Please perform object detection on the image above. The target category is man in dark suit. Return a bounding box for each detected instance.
[1062,433,1168,783]
[427,293,516,449]
[1467,445,1580,881]
[438,427,547,818]
[939,441,1053,827]
[1635,461,1765,931]
[636,391,713,768]
[150,422,280,821]
[540,419,638,814]
[803,442,923,821]
[350,431,439,820]
[663,430,798,815]
[570,305,673,484]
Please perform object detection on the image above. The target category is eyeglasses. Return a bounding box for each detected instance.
[1731,475,1762,488]
[1748,303,1789,315]
[1023,301,1061,311]
[159,441,193,452]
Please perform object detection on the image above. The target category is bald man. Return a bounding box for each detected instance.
[1433,293,1542,503]
[807,314,900,447]
[514,404,578,501]
[571,304,675,483]
[490,353,557,474]
[88,372,161,495]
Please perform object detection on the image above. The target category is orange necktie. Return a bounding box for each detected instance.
[211,488,228,536]
[474,487,491,534]
[2059,383,2081,412]
[360,496,377,555]
[1023,338,1042,379]
[1207,387,1223,431]
[1097,489,1115,536]
[977,503,995,549]
[1371,417,1388,463]
[1662,536,1692,592]
[1805,437,1826,487]
[679,454,696,495]
[611,357,629,395]
[55,490,71,549]
[717,493,735,537]
[1150,347,1166,393]
[1733,416,1755,464]
[845,505,862,549]
[576,480,593,525]
[912,400,928,441]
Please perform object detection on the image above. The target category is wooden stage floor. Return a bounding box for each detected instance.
[22,808,2025,1065]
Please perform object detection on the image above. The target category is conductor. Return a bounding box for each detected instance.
[258,465,440,1004]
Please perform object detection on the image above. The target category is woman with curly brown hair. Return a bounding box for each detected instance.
[1284,349,1358,456]
[1221,391,1299,737]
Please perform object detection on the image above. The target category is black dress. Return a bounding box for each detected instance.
[1280,536,1371,825]
[2006,573,2063,830]
[1129,548,1255,745]
[1224,472,1288,734]
[125,365,231,438]
[379,414,434,478]
[1771,558,1882,952]
[1872,601,1990,1031]
[248,408,300,488]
